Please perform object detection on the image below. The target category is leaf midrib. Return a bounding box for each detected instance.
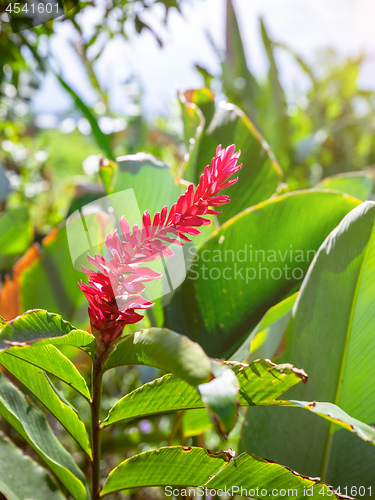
[320,227,373,480]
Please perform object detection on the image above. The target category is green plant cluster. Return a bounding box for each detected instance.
[1,0,375,498]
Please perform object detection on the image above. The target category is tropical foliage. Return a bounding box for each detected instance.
[1,0,375,499]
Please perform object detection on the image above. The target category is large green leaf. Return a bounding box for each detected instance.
[102,446,341,499]
[0,431,65,500]
[1,343,90,399]
[316,171,373,201]
[165,191,360,358]
[104,356,374,446]
[0,309,96,353]
[183,100,282,222]
[103,360,306,426]
[230,292,297,363]
[0,206,33,271]
[242,201,375,492]
[0,354,91,456]
[104,328,211,385]
[101,446,229,495]
[0,374,88,500]
[206,451,339,500]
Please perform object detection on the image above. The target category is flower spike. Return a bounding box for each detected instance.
[79,144,242,346]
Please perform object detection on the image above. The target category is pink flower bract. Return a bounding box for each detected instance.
[79,144,242,345]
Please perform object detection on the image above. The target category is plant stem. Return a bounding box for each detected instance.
[90,349,106,500]
[167,410,186,446]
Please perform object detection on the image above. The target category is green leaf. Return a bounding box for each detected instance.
[100,153,183,218]
[194,64,214,88]
[182,408,213,437]
[104,328,211,386]
[316,171,373,201]
[288,401,375,444]
[102,446,341,499]
[0,431,65,500]
[0,354,91,456]
[165,191,360,358]
[184,100,282,222]
[2,343,91,399]
[205,451,339,499]
[0,206,33,271]
[253,399,375,447]
[56,75,114,160]
[198,361,239,436]
[260,18,291,169]
[0,374,88,500]
[241,201,375,490]
[230,292,297,363]
[222,0,261,125]
[101,446,230,495]
[103,360,306,426]
[104,329,239,435]
[0,309,96,353]
[105,348,372,447]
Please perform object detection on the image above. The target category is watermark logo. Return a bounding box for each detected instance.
[1,0,78,32]
[186,244,317,283]
[66,190,187,307]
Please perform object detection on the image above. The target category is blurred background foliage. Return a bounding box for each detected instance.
[1,0,375,495]
[1,0,375,235]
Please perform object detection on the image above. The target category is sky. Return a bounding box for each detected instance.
[31,0,375,121]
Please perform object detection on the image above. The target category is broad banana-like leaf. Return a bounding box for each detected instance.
[241,201,375,492]
[165,191,360,357]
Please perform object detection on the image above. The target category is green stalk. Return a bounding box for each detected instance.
[90,346,110,500]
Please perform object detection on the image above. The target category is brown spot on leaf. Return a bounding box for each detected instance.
[206,448,235,462]
[182,446,192,452]
[332,491,356,500]
[263,358,277,367]
[262,455,320,482]
[291,366,308,383]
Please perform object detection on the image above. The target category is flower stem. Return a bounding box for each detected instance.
[90,348,106,500]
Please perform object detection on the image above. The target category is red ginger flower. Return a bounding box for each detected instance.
[79,144,242,346]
